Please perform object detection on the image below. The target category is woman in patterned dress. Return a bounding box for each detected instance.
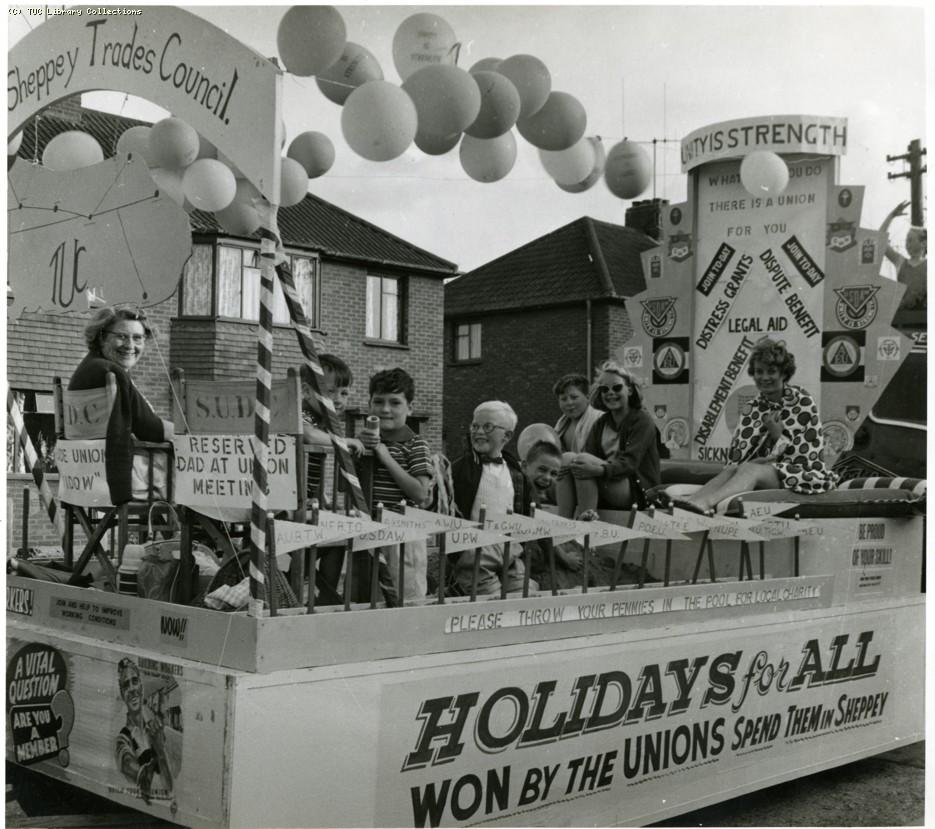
[675,338,837,514]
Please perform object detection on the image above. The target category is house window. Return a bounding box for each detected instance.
[180,243,319,326]
[454,322,482,361]
[366,275,405,342]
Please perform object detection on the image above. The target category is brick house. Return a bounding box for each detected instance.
[8,103,457,547]
[442,209,662,456]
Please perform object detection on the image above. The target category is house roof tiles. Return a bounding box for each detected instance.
[444,216,657,316]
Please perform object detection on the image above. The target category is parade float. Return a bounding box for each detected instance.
[6,7,924,828]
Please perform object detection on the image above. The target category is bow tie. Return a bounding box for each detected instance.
[480,456,504,465]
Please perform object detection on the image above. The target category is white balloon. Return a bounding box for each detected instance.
[740,150,789,196]
[392,12,458,81]
[316,42,384,105]
[402,65,482,139]
[215,178,263,236]
[467,71,521,139]
[148,117,199,170]
[41,131,104,171]
[277,6,347,77]
[288,131,335,178]
[517,423,561,461]
[183,159,237,211]
[280,156,309,207]
[459,132,517,183]
[341,81,418,162]
[115,125,154,165]
[603,139,652,200]
[539,138,596,186]
[558,137,606,193]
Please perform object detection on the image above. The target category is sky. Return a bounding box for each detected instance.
[6,3,930,274]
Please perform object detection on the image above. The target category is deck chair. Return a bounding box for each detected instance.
[171,368,313,604]
[52,374,175,588]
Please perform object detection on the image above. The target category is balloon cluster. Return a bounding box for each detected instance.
[275,6,652,198]
[19,108,337,235]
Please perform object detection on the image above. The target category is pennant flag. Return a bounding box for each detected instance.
[272,512,387,556]
[631,510,691,540]
[441,526,512,555]
[352,523,432,552]
[706,516,767,541]
[390,506,479,533]
[749,517,822,541]
[484,512,584,543]
[526,510,581,536]
[737,501,800,519]
[668,507,733,533]
[571,519,648,549]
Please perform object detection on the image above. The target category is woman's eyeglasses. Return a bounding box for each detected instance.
[598,382,626,395]
[469,422,507,434]
[105,331,146,345]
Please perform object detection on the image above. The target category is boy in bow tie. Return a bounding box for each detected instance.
[450,401,537,596]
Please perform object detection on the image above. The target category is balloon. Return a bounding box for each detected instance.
[459,132,517,183]
[8,131,23,157]
[115,125,154,164]
[740,150,789,196]
[280,157,309,207]
[183,158,236,211]
[539,138,596,186]
[516,91,586,151]
[603,139,652,199]
[466,71,521,139]
[402,65,482,139]
[288,131,335,178]
[316,41,383,105]
[517,423,561,461]
[469,57,502,74]
[217,150,246,180]
[392,12,458,81]
[148,117,199,170]
[41,131,104,171]
[215,178,263,236]
[496,54,551,118]
[558,137,606,193]
[277,6,347,77]
[150,166,187,206]
[342,81,418,162]
[414,129,461,156]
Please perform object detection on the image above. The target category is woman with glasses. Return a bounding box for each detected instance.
[557,360,660,519]
[68,307,173,504]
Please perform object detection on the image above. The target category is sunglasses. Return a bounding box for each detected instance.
[598,382,627,395]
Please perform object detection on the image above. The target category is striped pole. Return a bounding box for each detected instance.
[275,260,369,515]
[7,387,66,541]
[248,219,278,617]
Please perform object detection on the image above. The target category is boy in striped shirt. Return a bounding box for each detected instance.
[359,368,432,600]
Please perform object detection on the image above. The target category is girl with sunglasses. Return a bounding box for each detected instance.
[556,360,661,519]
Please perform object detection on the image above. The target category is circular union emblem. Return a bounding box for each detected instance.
[823,335,861,378]
[820,420,853,465]
[662,417,690,449]
[641,306,676,337]
[835,295,878,330]
[653,342,686,380]
[669,207,682,226]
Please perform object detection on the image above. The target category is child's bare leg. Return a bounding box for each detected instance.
[574,477,600,516]
[682,465,739,509]
[598,477,633,509]
[556,452,578,518]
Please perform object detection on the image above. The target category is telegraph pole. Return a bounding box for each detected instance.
[886,139,927,226]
